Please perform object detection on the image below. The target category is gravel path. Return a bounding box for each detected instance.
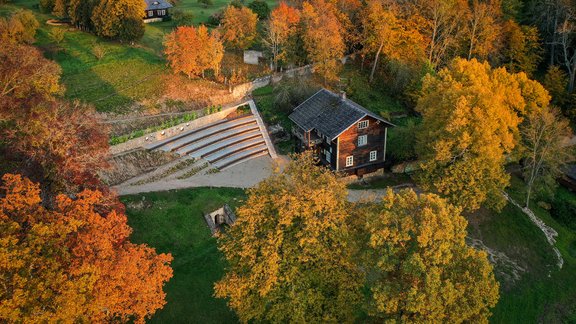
[114,155,292,195]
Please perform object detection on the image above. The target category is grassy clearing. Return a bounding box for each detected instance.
[122,187,247,324]
[467,177,576,323]
[4,0,276,113]
[4,0,166,112]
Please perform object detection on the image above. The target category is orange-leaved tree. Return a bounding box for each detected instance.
[301,0,346,82]
[361,0,426,82]
[363,189,499,322]
[219,5,258,50]
[215,153,363,323]
[0,44,62,116]
[0,174,173,323]
[164,25,224,78]
[264,1,301,70]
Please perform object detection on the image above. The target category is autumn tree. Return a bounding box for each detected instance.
[0,10,39,44]
[92,0,145,41]
[219,5,258,49]
[9,101,110,193]
[164,25,224,78]
[301,0,346,82]
[215,153,363,323]
[500,20,542,76]
[543,65,570,107]
[460,0,502,61]
[69,0,97,30]
[0,174,173,323]
[520,107,574,207]
[416,58,550,212]
[363,189,499,322]
[264,2,300,70]
[361,0,425,82]
[52,0,69,17]
[413,0,466,68]
[0,44,62,119]
[0,44,109,194]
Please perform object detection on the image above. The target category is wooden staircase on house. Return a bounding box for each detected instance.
[144,114,271,170]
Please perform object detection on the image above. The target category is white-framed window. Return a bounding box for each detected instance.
[358,135,367,146]
[325,150,331,163]
[346,156,354,167]
[358,120,369,129]
[369,150,377,161]
[148,10,153,17]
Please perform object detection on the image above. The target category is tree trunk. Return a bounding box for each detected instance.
[569,58,576,93]
[370,42,384,83]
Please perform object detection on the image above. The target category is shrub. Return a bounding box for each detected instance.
[172,8,195,26]
[92,44,106,60]
[197,0,213,7]
[248,0,270,19]
[207,10,223,26]
[387,119,418,163]
[49,27,66,44]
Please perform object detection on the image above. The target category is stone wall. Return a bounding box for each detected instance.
[100,149,178,186]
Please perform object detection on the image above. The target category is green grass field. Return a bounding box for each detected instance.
[471,178,576,323]
[2,0,277,113]
[122,187,247,323]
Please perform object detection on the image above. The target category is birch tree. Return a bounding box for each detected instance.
[361,0,425,82]
[521,106,574,207]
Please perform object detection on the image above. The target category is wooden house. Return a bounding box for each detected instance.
[289,89,394,176]
[144,0,173,22]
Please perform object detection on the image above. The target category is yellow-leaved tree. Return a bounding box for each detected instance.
[301,0,346,82]
[92,0,145,41]
[361,0,425,82]
[416,58,550,212]
[363,189,499,322]
[215,153,363,323]
[219,5,258,50]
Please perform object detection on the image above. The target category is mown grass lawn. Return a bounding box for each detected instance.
[122,187,247,323]
[469,177,576,323]
[3,0,277,113]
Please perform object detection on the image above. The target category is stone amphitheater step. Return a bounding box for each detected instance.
[186,131,263,159]
[212,143,269,170]
[204,138,266,163]
[156,117,258,152]
[144,114,256,151]
[176,127,262,157]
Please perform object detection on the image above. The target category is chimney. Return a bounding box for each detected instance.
[340,91,346,100]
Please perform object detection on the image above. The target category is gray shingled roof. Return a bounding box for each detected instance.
[288,88,394,140]
[145,0,173,10]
